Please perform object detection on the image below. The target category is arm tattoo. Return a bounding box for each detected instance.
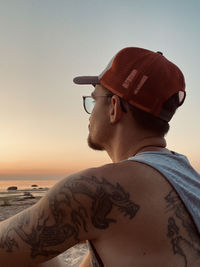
[165,190,200,267]
[0,175,139,259]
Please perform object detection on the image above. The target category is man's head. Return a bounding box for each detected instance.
[73,47,186,150]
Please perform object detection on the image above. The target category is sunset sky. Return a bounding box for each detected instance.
[0,0,200,179]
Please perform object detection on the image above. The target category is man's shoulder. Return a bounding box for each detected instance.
[57,160,164,207]
[80,159,147,179]
[77,159,161,187]
[41,163,143,242]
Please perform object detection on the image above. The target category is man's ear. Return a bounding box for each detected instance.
[109,96,123,123]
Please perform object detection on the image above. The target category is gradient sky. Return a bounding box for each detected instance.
[0,0,200,179]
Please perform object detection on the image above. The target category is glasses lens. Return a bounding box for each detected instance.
[84,97,95,114]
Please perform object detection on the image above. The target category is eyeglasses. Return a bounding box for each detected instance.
[82,94,128,114]
[82,95,113,114]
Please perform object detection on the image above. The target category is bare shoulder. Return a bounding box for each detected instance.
[44,165,141,232]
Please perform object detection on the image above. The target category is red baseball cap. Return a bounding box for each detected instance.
[73,47,186,122]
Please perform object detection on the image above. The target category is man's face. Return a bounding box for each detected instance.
[87,85,112,151]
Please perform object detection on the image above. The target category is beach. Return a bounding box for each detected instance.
[0,192,88,267]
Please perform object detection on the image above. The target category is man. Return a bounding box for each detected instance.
[0,47,200,267]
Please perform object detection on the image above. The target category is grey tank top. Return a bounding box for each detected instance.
[128,151,200,233]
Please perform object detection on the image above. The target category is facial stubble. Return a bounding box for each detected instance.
[87,134,105,151]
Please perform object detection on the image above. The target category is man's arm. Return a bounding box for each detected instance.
[0,168,139,266]
[0,170,92,266]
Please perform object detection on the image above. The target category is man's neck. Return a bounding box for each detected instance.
[106,136,167,163]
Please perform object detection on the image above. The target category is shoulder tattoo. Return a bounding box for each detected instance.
[0,175,140,259]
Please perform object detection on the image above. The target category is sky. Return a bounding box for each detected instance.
[0,0,200,179]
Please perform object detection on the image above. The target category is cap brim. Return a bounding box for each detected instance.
[73,76,99,85]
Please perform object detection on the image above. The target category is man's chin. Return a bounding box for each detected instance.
[87,136,105,151]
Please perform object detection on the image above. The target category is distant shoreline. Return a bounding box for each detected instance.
[0,188,49,193]
[0,179,59,192]
[0,178,60,180]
